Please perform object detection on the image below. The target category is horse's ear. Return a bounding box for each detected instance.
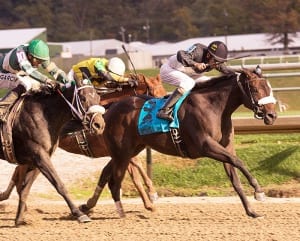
[253,65,262,77]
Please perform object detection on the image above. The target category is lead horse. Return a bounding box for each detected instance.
[0,74,166,214]
[92,67,277,218]
[0,77,105,226]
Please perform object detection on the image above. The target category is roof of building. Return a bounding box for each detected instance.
[1,28,300,57]
[50,39,127,57]
[129,32,300,57]
[0,27,47,49]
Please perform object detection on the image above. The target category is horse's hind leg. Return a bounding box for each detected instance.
[131,157,158,201]
[15,167,40,226]
[223,163,263,218]
[0,165,31,201]
[79,160,113,213]
[127,158,156,211]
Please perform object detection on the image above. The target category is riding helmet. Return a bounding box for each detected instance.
[207,41,228,62]
[108,57,126,76]
[28,39,50,61]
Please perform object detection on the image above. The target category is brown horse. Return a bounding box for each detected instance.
[0,77,105,226]
[0,74,165,213]
[89,67,277,218]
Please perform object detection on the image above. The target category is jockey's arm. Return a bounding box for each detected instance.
[19,58,49,84]
[42,61,68,83]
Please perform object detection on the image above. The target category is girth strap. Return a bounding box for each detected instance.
[169,127,188,158]
[73,130,94,157]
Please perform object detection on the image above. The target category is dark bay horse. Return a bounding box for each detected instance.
[0,74,165,214]
[91,68,277,218]
[0,77,105,226]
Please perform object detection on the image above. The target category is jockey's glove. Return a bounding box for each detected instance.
[45,79,60,90]
[128,79,138,87]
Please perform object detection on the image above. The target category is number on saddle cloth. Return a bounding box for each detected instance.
[138,92,189,135]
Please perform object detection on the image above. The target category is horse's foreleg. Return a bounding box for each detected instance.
[15,167,40,226]
[223,164,262,218]
[36,156,91,223]
[130,157,158,202]
[108,158,129,218]
[79,161,113,213]
[205,139,263,218]
[127,159,155,212]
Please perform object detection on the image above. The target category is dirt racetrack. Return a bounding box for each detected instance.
[0,148,299,241]
[0,197,299,241]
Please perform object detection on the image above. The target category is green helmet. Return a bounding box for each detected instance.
[28,39,50,61]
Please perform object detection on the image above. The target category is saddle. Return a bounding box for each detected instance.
[0,96,24,164]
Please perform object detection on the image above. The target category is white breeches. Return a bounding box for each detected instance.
[0,71,41,91]
[160,62,211,92]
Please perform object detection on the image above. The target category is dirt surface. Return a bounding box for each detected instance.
[0,148,300,241]
[0,197,299,241]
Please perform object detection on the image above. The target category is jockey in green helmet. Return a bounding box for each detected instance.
[0,39,68,121]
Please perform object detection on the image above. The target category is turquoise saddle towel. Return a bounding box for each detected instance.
[138,92,189,135]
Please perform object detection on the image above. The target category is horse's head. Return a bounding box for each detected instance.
[238,67,277,125]
[129,73,167,97]
[72,78,105,134]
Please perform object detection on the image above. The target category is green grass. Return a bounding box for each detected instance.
[149,133,300,197]
[65,133,299,200]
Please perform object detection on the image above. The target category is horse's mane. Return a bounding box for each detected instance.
[192,73,236,91]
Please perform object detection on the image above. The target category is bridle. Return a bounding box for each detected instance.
[236,72,276,119]
[57,82,105,130]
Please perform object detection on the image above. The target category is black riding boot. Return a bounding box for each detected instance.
[0,85,26,122]
[156,87,184,122]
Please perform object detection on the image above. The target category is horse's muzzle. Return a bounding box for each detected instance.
[90,113,105,134]
[263,111,277,125]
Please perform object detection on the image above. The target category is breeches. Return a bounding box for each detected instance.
[160,63,195,92]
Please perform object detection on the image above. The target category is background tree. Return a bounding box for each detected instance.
[1,0,300,47]
[244,0,300,52]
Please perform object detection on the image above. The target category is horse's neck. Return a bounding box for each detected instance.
[27,89,74,129]
[192,76,243,117]
[100,84,148,105]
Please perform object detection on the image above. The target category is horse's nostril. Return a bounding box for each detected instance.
[268,112,277,120]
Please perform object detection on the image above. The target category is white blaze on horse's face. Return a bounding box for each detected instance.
[257,80,277,106]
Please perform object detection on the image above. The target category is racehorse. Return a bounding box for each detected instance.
[0,74,166,214]
[90,67,277,218]
[0,77,105,226]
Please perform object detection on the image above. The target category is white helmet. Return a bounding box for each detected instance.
[108,57,125,76]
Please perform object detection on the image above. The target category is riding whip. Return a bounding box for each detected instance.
[122,44,137,75]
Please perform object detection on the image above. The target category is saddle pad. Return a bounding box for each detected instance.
[138,92,189,135]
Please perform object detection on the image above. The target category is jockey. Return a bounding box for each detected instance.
[157,41,234,121]
[0,39,68,119]
[68,57,136,88]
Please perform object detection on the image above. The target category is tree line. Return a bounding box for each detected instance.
[1,0,300,50]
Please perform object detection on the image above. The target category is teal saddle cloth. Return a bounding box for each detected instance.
[138,92,189,135]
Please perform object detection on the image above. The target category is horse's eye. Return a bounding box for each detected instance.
[252,87,258,93]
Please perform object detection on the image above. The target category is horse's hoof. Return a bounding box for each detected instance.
[118,212,126,218]
[15,219,29,227]
[149,192,159,202]
[78,214,92,223]
[79,204,93,214]
[254,192,266,201]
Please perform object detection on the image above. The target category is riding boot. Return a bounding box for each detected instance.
[156,87,184,122]
[0,85,26,122]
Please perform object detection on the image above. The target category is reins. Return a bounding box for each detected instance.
[57,84,104,129]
